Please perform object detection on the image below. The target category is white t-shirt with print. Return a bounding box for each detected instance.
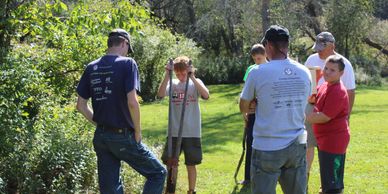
[305,53,356,90]
[241,58,312,151]
[166,79,203,138]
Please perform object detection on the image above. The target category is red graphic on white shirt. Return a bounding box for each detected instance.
[172,90,197,106]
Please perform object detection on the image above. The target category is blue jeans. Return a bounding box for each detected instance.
[93,127,166,194]
[251,140,307,194]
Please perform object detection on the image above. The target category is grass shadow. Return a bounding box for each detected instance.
[201,112,244,153]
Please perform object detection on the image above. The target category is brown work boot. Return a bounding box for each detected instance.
[187,189,196,194]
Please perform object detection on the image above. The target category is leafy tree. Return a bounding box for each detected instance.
[325,0,373,58]
[373,0,388,19]
[0,0,32,64]
[149,0,250,56]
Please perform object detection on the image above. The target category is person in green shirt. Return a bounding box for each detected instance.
[240,43,267,185]
[243,44,267,81]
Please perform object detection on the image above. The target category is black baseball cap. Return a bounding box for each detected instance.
[109,29,134,53]
[261,25,290,44]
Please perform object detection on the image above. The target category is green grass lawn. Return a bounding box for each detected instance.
[139,84,388,194]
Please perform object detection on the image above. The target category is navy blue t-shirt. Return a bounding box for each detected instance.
[76,55,140,129]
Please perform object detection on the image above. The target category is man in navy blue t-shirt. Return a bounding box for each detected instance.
[76,29,166,194]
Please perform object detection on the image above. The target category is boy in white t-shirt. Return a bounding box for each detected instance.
[157,56,209,194]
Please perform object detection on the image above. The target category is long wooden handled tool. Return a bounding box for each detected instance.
[166,60,192,194]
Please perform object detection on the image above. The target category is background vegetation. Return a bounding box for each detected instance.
[1,0,387,193]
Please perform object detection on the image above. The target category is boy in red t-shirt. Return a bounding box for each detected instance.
[306,55,350,194]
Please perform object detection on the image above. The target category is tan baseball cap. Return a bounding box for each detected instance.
[312,32,335,52]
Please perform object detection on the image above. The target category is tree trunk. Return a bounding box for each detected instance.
[305,0,324,34]
[220,27,232,55]
[0,1,11,64]
[261,0,270,34]
[185,0,196,26]
[345,33,349,59]
[184,0,197,37]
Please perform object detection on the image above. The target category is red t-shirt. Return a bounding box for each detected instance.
[313,82,350,154]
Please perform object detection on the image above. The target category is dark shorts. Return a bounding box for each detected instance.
[162,137,202,166]
[318,150,346,193]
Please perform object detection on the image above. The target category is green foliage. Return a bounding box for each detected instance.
[25,103,96,194]
[352,55,383,86]
[0,44,96,193]
[0,45,49,160]
[7,0,151,99]
[325,0,373,58]
[195,54,251,85]
[1,0,201,192]
[6,0,201,102]
[133,26,201,101]
[373,0,388,19]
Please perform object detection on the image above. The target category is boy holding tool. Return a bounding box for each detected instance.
[157,56,209,194]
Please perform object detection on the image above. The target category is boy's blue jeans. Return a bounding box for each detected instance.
[251,140,307,194]
[93,127,166,194]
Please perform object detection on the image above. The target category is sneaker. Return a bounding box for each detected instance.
[187,189,196,194]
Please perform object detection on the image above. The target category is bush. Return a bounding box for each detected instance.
[133,26,202,102]
[195,54,252,85]
[352,55,382,86]
[0,46,97,193]
[23,103,96,194]
[0,48,50,193]
[354,67,382,86]
[0,0,200,192]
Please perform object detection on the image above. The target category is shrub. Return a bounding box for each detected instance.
[352,55,382,86]
[0,45,96,193]
[25,103,96,194]
[354,67,382,86]
[0,0,201,192]
[0,46,47,193]
[195,54,252,85]
[133,26,202,102]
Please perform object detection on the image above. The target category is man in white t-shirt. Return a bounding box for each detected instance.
[304,31,356,187]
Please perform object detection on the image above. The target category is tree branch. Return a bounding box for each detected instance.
[363,37,388,55]
[45,68,83,79]
[304,28,316,41]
